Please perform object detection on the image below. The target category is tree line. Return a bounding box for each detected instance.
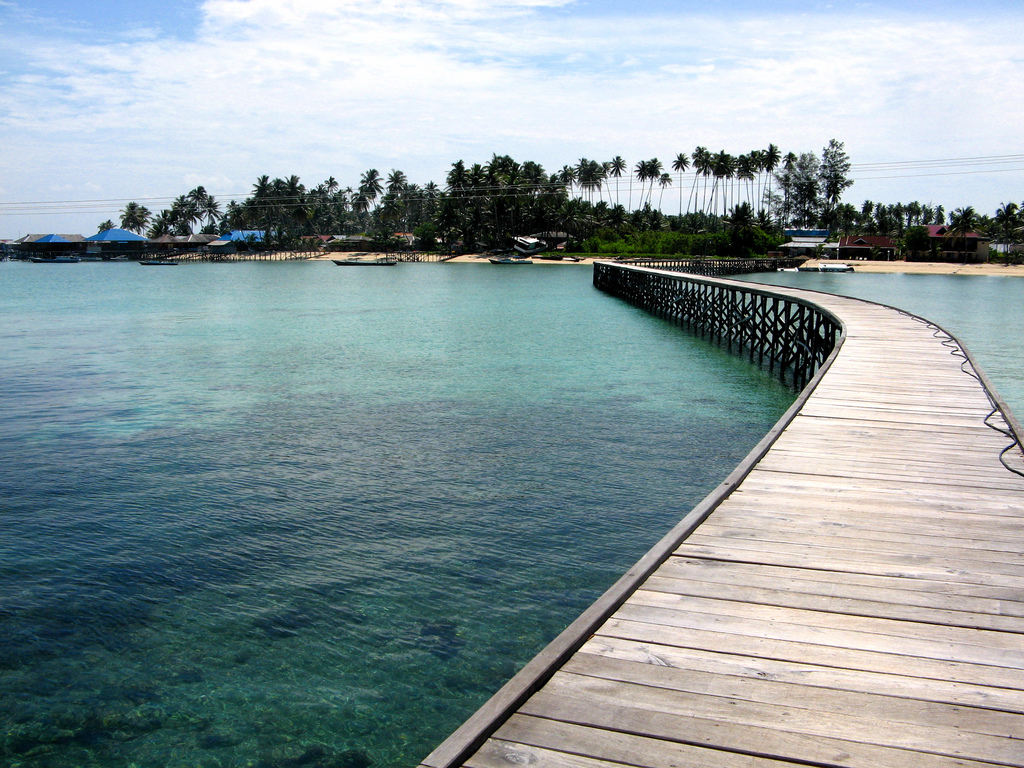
[100,140,1021,256]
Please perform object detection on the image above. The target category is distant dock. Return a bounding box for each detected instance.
[420,262,1024,768]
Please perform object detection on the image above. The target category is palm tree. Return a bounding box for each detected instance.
[446,160,468,192]
[671,152,689,215]
[252,175,271,198]
[222,200,248,230]
[646,158,663,206]
[945,206,981,262]
[657,173,672,209]
[776,152,798,227]
[202,196,221,229]
[147,210,175,238]
[761,144,781,213]
[386,169,408,196]
[689,147,710,217]
[577,158,602,203]
[709,151,735,217]
[169,195,199,235]
[633,160,647,211]
[724,202,755,231]
[736,154,755,208]
[995,202,1021,244]
[187,185,210,210]
[609,156,626,207]
[359,169,383,212]
[755,208,775,233]
[559,165,578,199]
[120,202,151,234]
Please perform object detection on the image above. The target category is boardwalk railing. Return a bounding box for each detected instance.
[419,261,1024,768]
[418,264,849,768]
[623,257,801,276]
[595,262,840,390]
[176,250,314,262]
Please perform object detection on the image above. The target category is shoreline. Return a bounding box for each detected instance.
[797,259,1024,277]
[311,253,1024,275]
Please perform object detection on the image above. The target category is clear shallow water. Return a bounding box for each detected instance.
[0,262,794,768]
[737,271,1024,419]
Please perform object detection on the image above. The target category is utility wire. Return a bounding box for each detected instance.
[2,153,1022,218]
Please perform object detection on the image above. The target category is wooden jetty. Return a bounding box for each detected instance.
[420,263,1024,768]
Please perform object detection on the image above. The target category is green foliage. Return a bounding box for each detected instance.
[413,223,438,251]
[904,225,930,252]
[118,141,1009,259]
[576,227,779,257]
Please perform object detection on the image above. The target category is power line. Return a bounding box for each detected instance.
[1,152,1022,218]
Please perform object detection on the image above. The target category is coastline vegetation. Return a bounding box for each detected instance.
[103,140,1023,260]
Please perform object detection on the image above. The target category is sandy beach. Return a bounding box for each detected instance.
[311,252,1024,275]
[798,259,1024,276]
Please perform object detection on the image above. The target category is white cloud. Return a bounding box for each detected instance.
[1,0,1023,234]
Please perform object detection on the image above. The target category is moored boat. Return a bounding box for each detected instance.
[332,257,398,266]
[31,256,80,263]
[488,257,533,264]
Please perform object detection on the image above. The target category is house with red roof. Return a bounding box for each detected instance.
[834,235,897,261]
[907,225,990,263]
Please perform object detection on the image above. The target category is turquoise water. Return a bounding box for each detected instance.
[737,271,1024,420]
[0,262,794,768]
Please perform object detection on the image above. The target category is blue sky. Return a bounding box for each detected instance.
[2,0,1022,236]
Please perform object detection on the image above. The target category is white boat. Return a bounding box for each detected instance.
[819,262,855,273]
[488,257,533,264]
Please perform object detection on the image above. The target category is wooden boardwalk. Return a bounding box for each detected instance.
[420,272,1024,768]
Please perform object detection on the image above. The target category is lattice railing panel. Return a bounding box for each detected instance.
[594,263,840,390]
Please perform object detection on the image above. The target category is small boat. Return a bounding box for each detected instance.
[488,257,533,264]
[139,260,178,266]
[31,256,80,263]
[332,257,397,266]
[819,262,854,273]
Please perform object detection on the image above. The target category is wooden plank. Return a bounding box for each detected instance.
[730,473,1022,511]
[467,739,627,768]
[640,574,1024,632]
[521,674,1015,768]
[758,450,1016,474]
[484,718,804,768]
[658,557,1024,613]
[687,522,1024,565]
[724,483,1022,517]
[704,495,1024,536]
[674,543,1024,591]
[693,513,1024,552]
[622,591,1024,659]
[597,617,1024,689]
[676,537,1024,585]
[746,463,1024,492]
[577,635,1024,714]
[560,652,1024,737]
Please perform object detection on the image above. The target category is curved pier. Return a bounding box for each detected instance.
[420,263,1024,768]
